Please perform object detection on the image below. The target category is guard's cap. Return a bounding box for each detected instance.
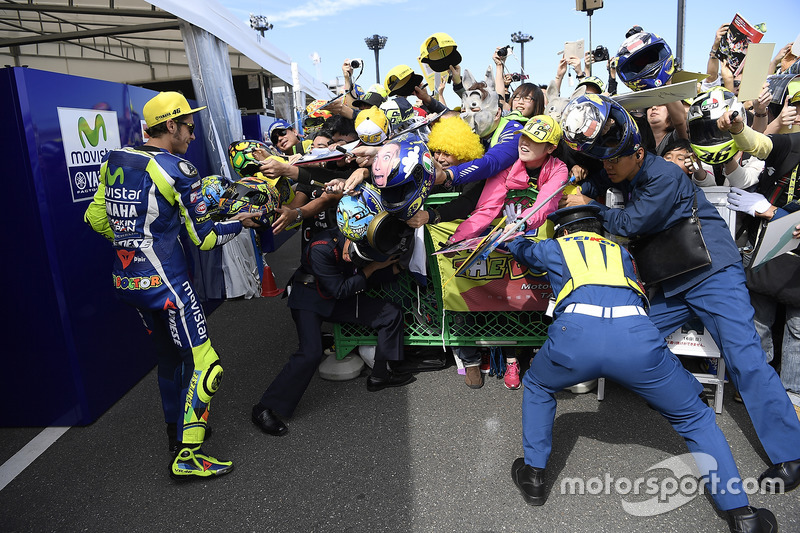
[143,91,206,128]
[547,205,602,232]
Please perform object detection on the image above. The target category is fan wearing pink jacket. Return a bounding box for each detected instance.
[450,115,568,243]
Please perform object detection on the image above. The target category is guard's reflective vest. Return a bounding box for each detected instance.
[554,232,646,306]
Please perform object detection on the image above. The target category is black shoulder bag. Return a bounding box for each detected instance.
[628,194,712,286]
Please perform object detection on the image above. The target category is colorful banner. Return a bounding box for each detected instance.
[427,220,552,312]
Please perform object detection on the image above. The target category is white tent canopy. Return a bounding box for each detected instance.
[0,0,332,100]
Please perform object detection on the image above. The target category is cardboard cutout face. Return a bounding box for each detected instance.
[459,67,500,138]
[371,143,401,187]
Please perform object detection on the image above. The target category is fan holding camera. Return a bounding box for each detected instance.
[341,57,365,105]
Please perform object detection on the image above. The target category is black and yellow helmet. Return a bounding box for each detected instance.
[688,88,740,165]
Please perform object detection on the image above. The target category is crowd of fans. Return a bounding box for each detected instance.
[247,23,799,403]
[191,20,800,531]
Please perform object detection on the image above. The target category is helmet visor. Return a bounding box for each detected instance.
[688,117,732,147]
[588,105,636,159]
[619,43,670,81]
[379,180,418,213]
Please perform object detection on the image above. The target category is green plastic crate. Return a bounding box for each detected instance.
[333,193,551,357]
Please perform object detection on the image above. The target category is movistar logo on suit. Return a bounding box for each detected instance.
[106,167,125,186]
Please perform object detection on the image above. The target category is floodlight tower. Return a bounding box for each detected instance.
[510,32,533,72]
[249,14,273,42]
[364,34,388,84]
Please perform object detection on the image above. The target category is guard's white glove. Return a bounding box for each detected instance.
[727,187,771,216]
[503,203,521,227]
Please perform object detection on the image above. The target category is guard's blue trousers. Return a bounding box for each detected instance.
[649,263,800,465]
[523,313,749,510]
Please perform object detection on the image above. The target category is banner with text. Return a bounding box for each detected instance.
[427,220,552,312]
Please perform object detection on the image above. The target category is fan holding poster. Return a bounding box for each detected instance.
[717,13,767,76]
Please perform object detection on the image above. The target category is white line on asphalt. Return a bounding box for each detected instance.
[0,427,70,491]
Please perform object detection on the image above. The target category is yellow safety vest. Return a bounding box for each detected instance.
[554,232,646,306]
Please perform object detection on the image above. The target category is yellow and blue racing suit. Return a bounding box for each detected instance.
[84,146,244,446]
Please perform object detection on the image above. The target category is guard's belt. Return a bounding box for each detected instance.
[563,303,646,318]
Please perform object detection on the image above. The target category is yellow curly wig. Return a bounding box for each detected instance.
[426,116,485,163]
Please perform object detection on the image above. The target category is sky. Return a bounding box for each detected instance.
[217,0,799,104]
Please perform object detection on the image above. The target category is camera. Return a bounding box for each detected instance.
[497,45,511,58]
[350,58,363,69]
[591,45,609,62]
[510,73,529,82]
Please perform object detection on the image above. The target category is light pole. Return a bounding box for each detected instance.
[576,0,604,75]
[510,32,533,73]
[249,14,273,42]
[364,34,388,85]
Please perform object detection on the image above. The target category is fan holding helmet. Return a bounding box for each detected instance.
[251,187,415,438]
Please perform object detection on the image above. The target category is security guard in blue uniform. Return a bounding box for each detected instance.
[560,94,800,496]
[505,205,777,533]
[251,223,414,436]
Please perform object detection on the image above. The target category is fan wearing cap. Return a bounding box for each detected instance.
[446,116,568,390]
[84,91,263,480]
[450,115,568,243]
[503,205,778,532]
[251,194,413,437]
[267,119,312,156]
[264,116,366,251]
[560,94,800,496]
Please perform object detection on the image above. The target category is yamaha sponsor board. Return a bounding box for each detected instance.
[57,107,122,202]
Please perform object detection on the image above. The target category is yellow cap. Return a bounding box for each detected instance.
[515,115,562,145]
[143,91,206,128]
[354,106,389,145]
[419,32,462,72]
[384,65,424,97]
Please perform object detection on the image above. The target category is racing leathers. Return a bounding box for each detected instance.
[84,145,244,448]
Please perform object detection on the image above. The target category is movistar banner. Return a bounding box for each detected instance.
[427,220,552,312]
[57,107,121,202]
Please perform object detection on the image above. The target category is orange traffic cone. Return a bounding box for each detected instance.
[261,265,283,297]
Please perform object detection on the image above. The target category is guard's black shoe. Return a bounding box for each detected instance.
[251,404,288,436]
[727,507,778,533]
[511,457,546,506]
[759,458,800,493]
[366,372,415,392]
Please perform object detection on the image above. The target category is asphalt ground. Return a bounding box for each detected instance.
[1,231,799,533]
